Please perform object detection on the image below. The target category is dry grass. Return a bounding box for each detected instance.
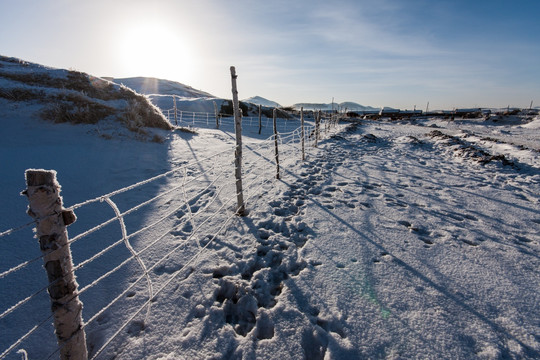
[150,134,165,143]
[41,100,116,124]
[0,88,45,101]
[1,59,173,132]
[120,98,173,131]
[0,55,29,66]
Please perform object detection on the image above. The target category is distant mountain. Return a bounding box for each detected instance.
[242,96,281,108]
[292,102,379,112]
[106,77,215,99]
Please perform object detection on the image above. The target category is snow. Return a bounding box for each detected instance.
[521,116,540,129]
[1,91,540,359]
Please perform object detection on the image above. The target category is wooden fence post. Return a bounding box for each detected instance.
[301,107,305,161]
[230,66,245,216]
[214,101,219,129]
[315,110,321,148]
[23,169,88,360]
[258,104,262,135]
[325,114,329,134]
[173,96,178,126]
[273,109,280,179]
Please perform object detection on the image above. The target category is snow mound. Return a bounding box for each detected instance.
[520,116,540,129]
[0,55,173,139]
[428,130,515,166]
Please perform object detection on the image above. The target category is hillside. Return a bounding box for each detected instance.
[106,77,215,99]
[0,56,172,140]
[242,96,282,108]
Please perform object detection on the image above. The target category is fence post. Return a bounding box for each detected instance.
[23,169,88,360]
[325,114,329,134]
[273,109,280,180]
[173,96,178,126]
[315,110,321,147]
[214,101,219,129]
[258,104,262,135]
[230,66,245,216]
[301,107,305,161]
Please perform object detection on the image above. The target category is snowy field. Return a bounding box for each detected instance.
[1,105,540,359]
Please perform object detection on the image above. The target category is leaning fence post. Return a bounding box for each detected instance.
[23,169,88,360]
[273,109,280,179]
[230,66,245,216]
[301,107,305,161]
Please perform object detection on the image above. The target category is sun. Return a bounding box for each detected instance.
[116,21,196,82]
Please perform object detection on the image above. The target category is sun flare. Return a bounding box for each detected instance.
[116,21,196,82]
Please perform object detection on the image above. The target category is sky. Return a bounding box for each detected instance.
[1,0,539,109]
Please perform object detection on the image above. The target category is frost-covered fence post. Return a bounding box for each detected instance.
[301,107,305,161]
[173,96,178,126]
[23,169,88,360]
[325,114,329,134]
[214,101,219,129]
[273,109,280,180]
[315,110,321,147]
[230,66,245,216]
[258,104,262,135]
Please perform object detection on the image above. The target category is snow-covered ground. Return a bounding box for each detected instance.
[1,107,539,359]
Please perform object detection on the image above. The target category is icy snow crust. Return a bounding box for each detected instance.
[1,110,540,359]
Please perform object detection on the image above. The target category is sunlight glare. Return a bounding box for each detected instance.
[116,21,196,83]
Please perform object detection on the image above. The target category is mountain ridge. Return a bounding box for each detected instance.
[105,76,215,99]
[242,96,282,108]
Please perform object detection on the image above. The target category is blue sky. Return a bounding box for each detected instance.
[1,0,539,109]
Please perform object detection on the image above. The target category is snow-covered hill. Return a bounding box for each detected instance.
[106,76,215,99]
[242,96,282,108]
[103,76,222,114]
[0,56,172,140]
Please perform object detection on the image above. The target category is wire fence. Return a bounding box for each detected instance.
[163,108,313,135]
[0,112,340,359]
